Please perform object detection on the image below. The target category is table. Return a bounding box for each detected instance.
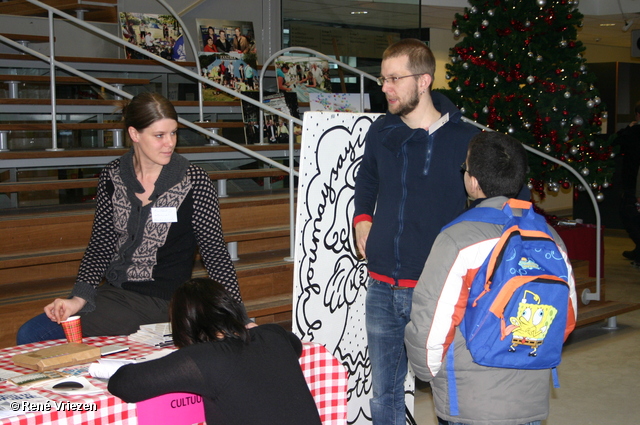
[0,336,348,425]
[0,336,154,425]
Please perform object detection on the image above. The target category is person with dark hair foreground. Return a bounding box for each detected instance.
[17,92,240,344]
[108,278,322,425]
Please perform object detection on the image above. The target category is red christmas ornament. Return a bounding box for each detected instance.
[562,181,571,189]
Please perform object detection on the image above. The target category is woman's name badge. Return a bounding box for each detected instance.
[152,207,178,223]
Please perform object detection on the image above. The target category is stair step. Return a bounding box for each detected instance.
[0,1,118,24]
[576,300,640,327]
[0,168,293,193]
[0,33,54,44]
[0,144,296,161]
[0,74,149,85]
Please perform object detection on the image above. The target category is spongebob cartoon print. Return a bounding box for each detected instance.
[506,289,558,356]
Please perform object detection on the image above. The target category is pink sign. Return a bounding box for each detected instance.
[137,392,205,425]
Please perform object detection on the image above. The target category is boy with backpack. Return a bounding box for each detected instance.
[405,131,578,425]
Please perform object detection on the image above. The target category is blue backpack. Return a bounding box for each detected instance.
[442,199,576,415]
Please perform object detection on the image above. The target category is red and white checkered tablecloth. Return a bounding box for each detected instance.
[0,336,160,425]
[0,338,348,425]
[300,342,348,425]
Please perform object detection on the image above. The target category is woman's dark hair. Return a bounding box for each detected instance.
[122,92,178,133]
[170,278,250,348]
[467,131,529,198]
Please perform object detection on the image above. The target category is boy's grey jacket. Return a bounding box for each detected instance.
[405,196,578,425]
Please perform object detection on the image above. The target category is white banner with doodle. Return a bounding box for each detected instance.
[293,112,415,424]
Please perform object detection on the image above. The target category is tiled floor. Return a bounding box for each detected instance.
[413,230,640,425]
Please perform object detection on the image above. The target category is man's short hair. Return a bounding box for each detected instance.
[382,38,435,80]
[467,132,528,198]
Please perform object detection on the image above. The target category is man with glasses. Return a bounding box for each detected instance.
[354,38,479,425]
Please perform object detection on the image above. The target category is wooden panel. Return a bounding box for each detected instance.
[0,299,49,349]
[237,236,290,255]
[0,221,92,254]
[576,301,640,327]
[220,202,290,232]
[238,269,293,301]
[0,260,80,285]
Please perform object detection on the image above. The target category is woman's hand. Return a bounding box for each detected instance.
[44,297,87,323]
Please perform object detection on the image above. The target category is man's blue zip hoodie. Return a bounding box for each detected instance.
[354,92,479,286]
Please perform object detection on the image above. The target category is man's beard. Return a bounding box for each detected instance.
[390,90,420,117]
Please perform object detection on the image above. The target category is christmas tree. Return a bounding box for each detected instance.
[443,0,613,200]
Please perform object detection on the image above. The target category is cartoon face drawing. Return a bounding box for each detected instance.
[507,290,558,356]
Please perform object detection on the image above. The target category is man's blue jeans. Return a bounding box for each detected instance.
[366,277,414,425]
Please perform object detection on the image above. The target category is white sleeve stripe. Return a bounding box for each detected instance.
[425,238,499,376]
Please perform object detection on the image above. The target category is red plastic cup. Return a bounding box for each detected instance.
[61,315,83,343]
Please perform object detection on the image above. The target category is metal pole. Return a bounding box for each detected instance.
[46,10,62,152]
[285,119,296,262]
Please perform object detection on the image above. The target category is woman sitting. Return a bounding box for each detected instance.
[16,92,240,344]
[108,278,322,425]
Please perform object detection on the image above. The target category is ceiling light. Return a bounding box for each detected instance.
[599,23,616,27]
[350,11,368,15]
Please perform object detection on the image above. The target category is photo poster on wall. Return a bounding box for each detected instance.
[275,56,332,103]
[293,112,415,425]
[241,91,299,144]
[195,19,257,61]
[119,12,185,61]
[195,20,258,102]
[198,54,257,101]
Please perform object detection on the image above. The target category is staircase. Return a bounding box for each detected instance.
[0,32,299,348]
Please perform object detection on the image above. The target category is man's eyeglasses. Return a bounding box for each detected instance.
[376,73,426,86]
[460,162,469,174]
